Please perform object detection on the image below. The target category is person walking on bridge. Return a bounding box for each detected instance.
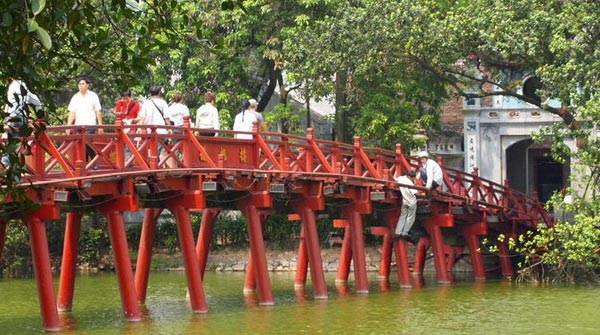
[417,151,443,192]
[195,91,220,137]
[233,100,257,139]
[66,77,103,167]
[114,90,140,133]
[2,76,42,167]
[166,93,189,133]
[394,170,418,239]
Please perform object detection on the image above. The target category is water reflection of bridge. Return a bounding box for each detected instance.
[0,115,553,331]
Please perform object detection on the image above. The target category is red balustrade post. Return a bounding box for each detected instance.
[148,127,159,169]
[182,115,192,168]
[169,204,208,313]
[471,167,480,202]
[26,217,60,332]
[305,129,314,172]
[135,208,161,304]
[353,137,362,176]
[57,212,82,312]
[115,112,125,169]
[195,208,221,279]
[105,210,141,321]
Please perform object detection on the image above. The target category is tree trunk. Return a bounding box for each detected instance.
[335,70,348,143]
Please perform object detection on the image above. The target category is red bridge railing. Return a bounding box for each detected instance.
[18,115,552,228]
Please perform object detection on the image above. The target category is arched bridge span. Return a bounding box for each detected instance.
[0,115,553,331]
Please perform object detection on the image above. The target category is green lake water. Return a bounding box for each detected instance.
[1,272,599,334]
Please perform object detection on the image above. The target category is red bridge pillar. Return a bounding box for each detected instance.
[135,208,162,304]
[104,210,142,321]
[168,204,208,313]
[497,237,514,278]
[26,216,60,332]
[243,210,269,294]
[383,209,411,288]
[294,223,308,289]
[335,220,352,284]
[292,202,328,299]
[245,205,274,305]
[424,211,453,284]
[57,212,82,311]
[195,208,221,279]
[459,220,487,281]
[349,209,369,293]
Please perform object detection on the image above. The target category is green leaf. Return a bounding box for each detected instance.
[36,26,52,50]
[32,0,46,16]
[125,0,141,12]
[221,1,235,11]
[1,12,13,27]
[27,18,39,32]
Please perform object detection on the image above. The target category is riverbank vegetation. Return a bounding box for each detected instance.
[2,0,600,283]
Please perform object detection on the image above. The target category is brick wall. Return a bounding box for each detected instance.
[440,96,464,133]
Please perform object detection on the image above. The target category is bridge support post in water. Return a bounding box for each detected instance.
[335,220,352,284]
[424,211,453,284]
[195,208,221,279]
[459,219,487,281]
[135,208,162,304]
[412,237,431,276]
[294,223,308,289]
[243,211,268,294]
[0,220,6,262]
[57,212,82,311]
[240,199,274,306]
[292,201,328,299]
[349,209,369,293]
[104,210,142,321]
[383,208,412,288]
[26,216,60,332]
[497,237,514,278]
[169,204,208,313]
[244,250,256,293]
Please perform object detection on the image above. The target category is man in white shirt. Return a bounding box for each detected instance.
[232,100,257,139]
[138,86,170,134]
[137,86,171,165]
[67,77,103,134]
[417,151,443,191]
[395,170,419,239]
[166,92,189,130]
[2,77,42,167]
[66,77,103,166]
[4,76,42,129]
[195,92,220,137]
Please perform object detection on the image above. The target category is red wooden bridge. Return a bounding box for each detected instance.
[0,115,553,331]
